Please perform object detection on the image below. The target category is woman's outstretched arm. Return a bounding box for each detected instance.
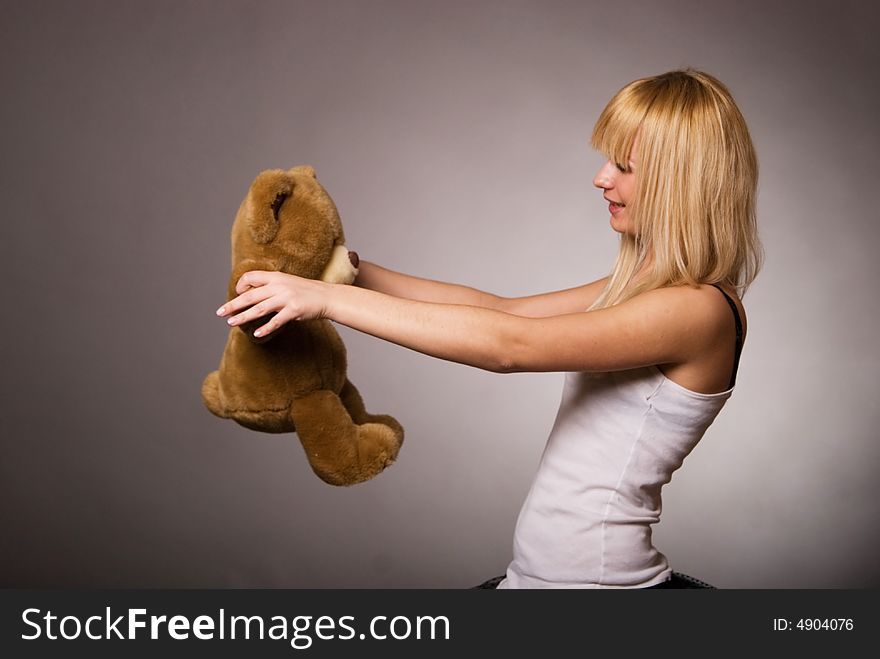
[354,260,504,309]
[217,271,725,374]
[355,259,610,318]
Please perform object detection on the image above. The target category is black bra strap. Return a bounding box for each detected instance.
[709,284,743,389]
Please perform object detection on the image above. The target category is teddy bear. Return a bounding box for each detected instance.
[201,166,404,486]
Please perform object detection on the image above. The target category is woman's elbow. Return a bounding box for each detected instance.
[482,317,538,373]
[492,344,524,374]
[490,357,515,374]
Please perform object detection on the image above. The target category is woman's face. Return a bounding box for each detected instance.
[592,135,638,237]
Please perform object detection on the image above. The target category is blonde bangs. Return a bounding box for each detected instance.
[590,83,646,170]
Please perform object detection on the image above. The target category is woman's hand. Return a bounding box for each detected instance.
[215,271,333,338]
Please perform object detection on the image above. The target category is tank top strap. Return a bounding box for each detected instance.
[709,284,743,389]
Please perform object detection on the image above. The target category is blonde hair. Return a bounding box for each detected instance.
[588,69,763,311]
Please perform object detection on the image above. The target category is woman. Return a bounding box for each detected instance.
[216,69,763,588]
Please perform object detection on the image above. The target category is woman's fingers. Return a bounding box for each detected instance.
[235,270,275,295]
[227,303,263,327]
[214,271,314,336]
[216,287,265,318]
[253,309,289,338]
[226,295,279,327]
[217,271,283,317]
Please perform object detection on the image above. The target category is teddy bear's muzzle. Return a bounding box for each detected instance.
[319,245,360,285]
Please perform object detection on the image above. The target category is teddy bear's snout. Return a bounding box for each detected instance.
[319,245,360,285]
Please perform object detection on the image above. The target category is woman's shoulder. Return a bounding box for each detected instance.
[646,282,747,394]
[645,282,747,340]
[693,282,747,344]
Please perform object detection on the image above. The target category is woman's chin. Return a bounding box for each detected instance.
[610,215,628,234]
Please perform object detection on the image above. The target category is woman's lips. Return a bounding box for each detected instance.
[608,202,625,214]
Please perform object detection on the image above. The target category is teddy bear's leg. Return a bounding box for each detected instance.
[290,390,403,486]
[339,378,405,438]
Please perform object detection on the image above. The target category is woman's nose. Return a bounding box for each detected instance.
[593,162,615,189]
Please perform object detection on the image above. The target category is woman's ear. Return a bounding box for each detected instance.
[246,169,293,244]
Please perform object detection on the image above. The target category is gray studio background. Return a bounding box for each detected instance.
[2,0,877,588]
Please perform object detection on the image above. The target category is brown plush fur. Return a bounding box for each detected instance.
[202,166,404,485]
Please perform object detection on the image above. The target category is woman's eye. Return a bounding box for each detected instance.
[615,163,628,173]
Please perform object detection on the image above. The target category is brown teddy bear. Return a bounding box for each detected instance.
[201,166,404,486]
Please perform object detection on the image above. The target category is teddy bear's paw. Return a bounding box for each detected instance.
[355,421,404,469]
[360,414,405,441]
[290,389,403,486]
[309,421,403,486]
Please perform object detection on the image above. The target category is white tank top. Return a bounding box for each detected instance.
[497,365,733,588]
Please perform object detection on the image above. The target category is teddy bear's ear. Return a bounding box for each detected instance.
[246,170,294,244]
